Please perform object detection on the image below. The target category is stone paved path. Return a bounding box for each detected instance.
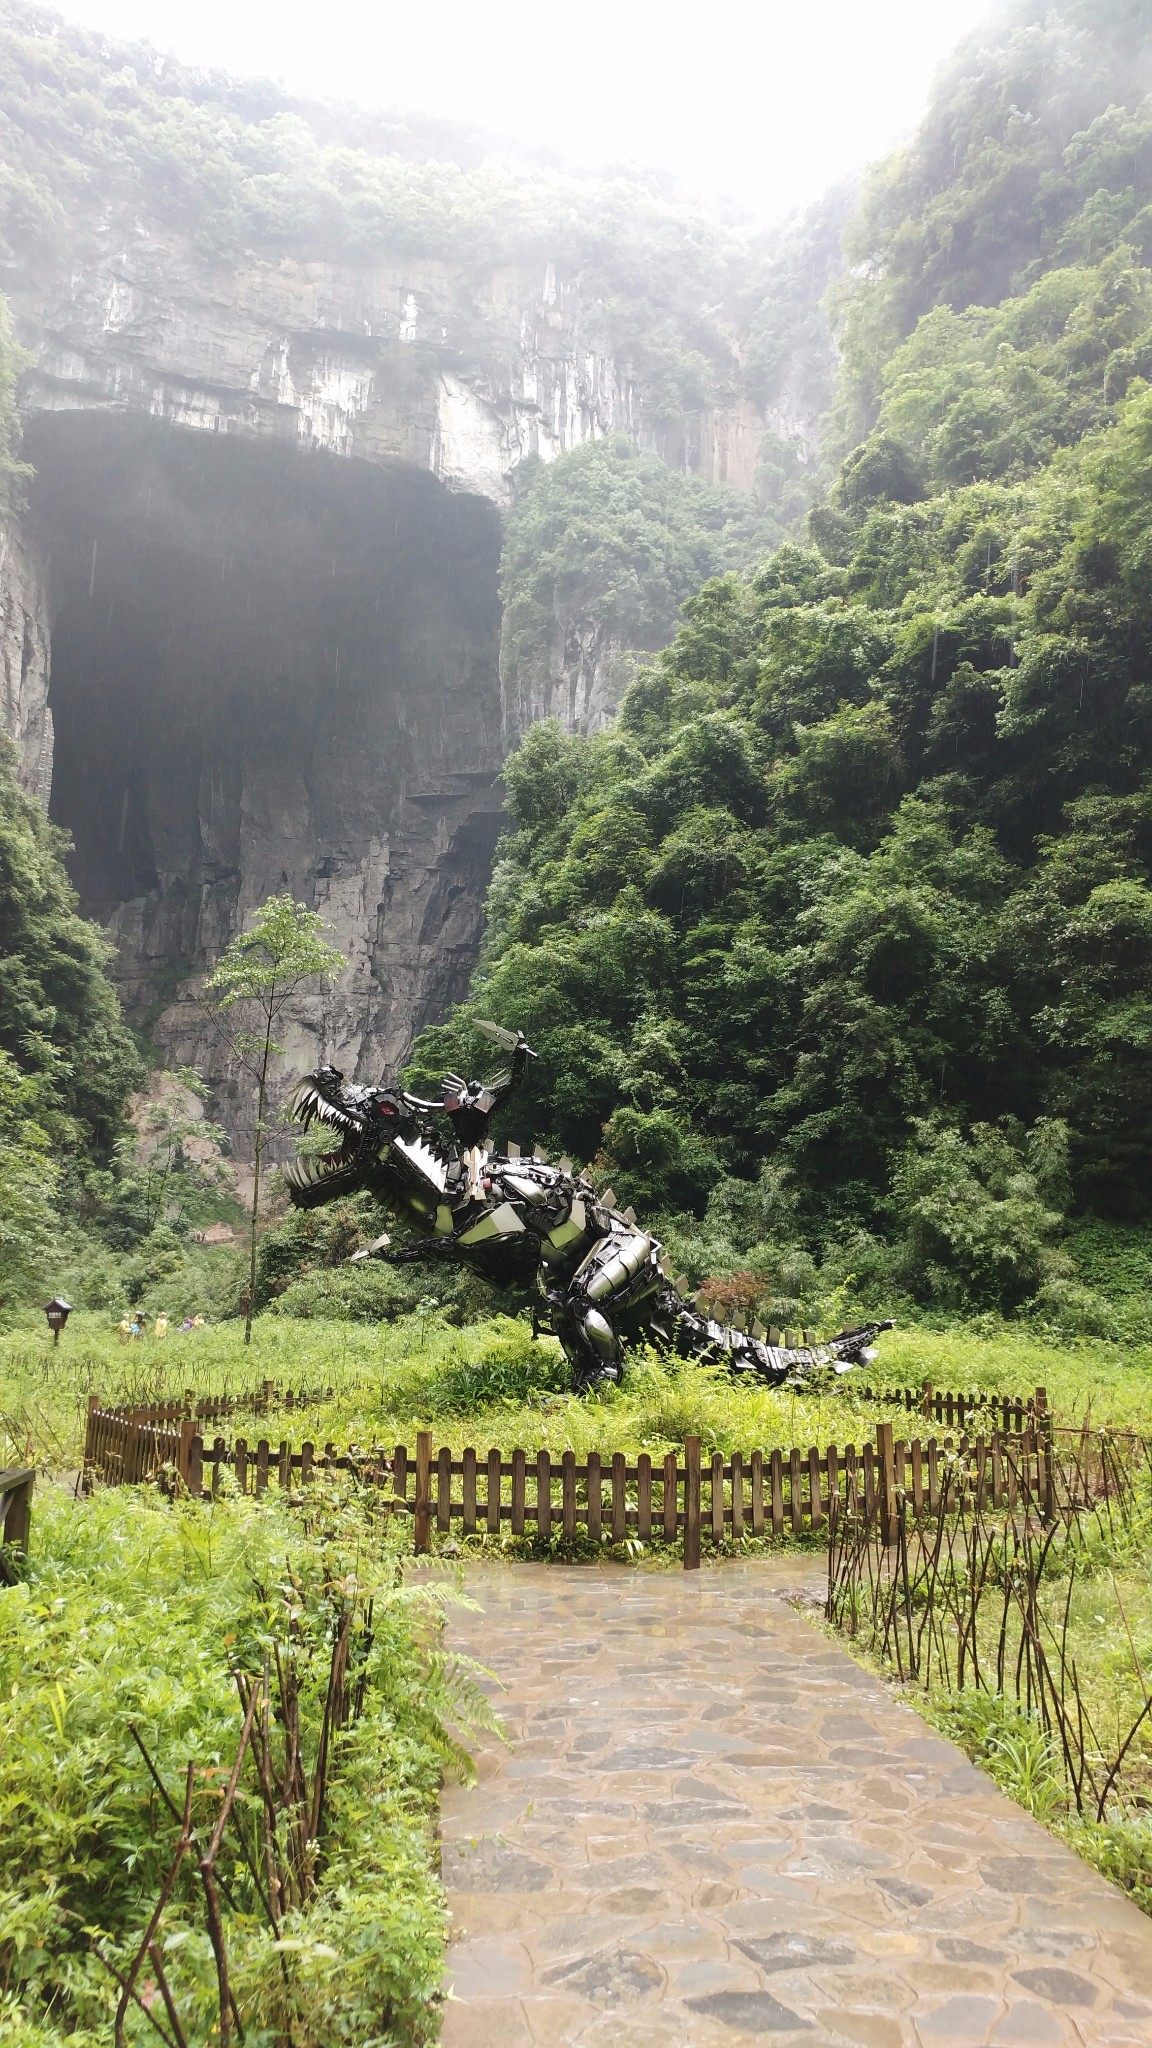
[438,1562,1152,2048]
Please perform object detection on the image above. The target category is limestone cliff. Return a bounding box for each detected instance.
[0,7,824,1155]
[0,517,51,805]
[14,236,758,506]
[0,225,766,1149]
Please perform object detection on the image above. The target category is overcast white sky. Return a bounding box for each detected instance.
[56,0,998,220]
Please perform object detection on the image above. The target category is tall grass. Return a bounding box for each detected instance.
[6,1309,1152,1473]
[826,1432,1152,1912]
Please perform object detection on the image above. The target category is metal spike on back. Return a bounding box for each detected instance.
[751,1319,767,1341]
[559,1156,573,1175]
[675,1274,690,1297]
[731,1311,746,1332]
[623,1205,636,1224]
[601,1187,616,1210]
[506,1141,521,1159]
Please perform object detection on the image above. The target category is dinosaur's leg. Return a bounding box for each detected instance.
[555,1293,620,1392]
[559,1231,659,1392]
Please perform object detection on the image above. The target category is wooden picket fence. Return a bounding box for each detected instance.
[92,1383,334,1430]
[858,1382,1047,1434]
[81,1399,1060,1569]
[84,1402,183,1486]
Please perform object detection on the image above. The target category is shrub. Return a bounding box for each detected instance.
[267,1257,510,1325]
[254,1198,373,1305]
[890,1118,1070,1310]
[420,1321,568,1411]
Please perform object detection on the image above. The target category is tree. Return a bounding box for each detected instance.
[0,1049,57,1319]
[204,897,344,1342]
[134,1069,234,1233]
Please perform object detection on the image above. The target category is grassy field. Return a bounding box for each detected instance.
[4,1307,1151,1477]
[4,1298,1152,2020]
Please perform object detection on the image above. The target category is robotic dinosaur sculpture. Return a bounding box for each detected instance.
[285,1023,891,1393]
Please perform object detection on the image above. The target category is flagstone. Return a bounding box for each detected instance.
[437,1563,1152,2047]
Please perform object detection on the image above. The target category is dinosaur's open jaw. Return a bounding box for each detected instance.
[285,1076,371,1202]
[288,1077,363,1135]
[284,1133,365,1195]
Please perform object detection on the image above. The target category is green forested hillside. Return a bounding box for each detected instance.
[411,0,1152,1320]
[0,724,142,1301]
[837,0,1152,435]
[498,440,797,724]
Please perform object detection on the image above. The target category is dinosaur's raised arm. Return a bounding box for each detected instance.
[440,1024,537,1145]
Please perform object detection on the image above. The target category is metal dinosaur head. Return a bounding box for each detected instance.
[284,1065,412,1208]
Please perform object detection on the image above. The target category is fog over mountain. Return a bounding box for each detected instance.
[51,0,993,218]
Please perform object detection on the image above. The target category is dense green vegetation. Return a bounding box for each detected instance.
[0,733,143,1307]
[413,0,1152,1329]
[498,440,792,726]
[836,0,1152,437]
[1,1481,483,2045]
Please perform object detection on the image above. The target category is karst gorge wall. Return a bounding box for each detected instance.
[0,16,825,1131]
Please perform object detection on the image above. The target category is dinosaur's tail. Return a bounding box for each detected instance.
[651,1295,895,1385]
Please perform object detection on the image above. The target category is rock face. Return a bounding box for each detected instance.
[15,238,758,503]
[0,517,52,805]
[502,616,635,739]
[1,226,761,1152]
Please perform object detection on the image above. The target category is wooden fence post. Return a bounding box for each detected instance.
[177,1417,196,1490]
[662,1452,678,1541]
[683,1436,701,1571]
[1,1469,33,1560]
[1030,1387,1055,1522]
[414,1431,432,1555]
[876,1422,897,1544]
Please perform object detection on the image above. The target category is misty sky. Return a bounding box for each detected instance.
[56,0,997,218]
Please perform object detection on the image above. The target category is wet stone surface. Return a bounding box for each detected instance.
[437,1562,1152,2046]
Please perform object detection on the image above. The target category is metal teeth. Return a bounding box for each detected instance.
[287,1079,361,1134]
[285,1150,353,1188]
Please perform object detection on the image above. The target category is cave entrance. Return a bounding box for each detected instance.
[25,411,505,1089]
